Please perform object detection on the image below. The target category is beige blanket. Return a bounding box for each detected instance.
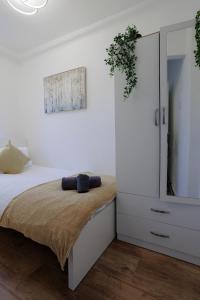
[0,175,116,270]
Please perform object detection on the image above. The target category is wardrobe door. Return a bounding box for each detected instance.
[115,33,160,198]
[160,20,200,205]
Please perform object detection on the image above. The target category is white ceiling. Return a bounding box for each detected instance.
[0,0,143,57]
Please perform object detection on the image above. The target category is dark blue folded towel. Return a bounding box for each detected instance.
[62,175,102,192]
[77,174,90,193]
[89,176,102,188]
[62,177,77,190]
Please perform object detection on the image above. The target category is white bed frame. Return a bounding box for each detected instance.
[68,199,116,290]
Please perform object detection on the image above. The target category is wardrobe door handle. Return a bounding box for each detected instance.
[154,108,159,126]
[150,208,170,214]
[162,107,166,125]
[150,231,170,239]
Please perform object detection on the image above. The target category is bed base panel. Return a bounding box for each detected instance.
[68,200,115,290]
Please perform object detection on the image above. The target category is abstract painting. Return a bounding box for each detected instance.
[44,67,86,113]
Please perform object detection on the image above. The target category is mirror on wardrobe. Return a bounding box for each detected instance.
[166,24,200,199]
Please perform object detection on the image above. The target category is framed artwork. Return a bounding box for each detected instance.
[44,67,86,113]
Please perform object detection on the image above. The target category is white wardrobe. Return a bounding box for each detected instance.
[115,20,200,265]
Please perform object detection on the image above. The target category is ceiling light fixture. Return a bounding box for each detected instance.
[22,0,48,9]
[6,0,48,15]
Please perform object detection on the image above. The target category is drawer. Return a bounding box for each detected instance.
[117,193,200,230]
[117,213,200,258]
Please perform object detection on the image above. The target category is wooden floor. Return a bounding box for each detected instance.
[0,228,200,300]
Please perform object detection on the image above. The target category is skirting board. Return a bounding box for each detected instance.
[68,200,116,290]
[118,234,200,266]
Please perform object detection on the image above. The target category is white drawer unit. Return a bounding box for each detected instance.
[117,193,200,231]
[117,214,200,259]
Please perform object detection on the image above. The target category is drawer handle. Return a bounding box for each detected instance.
[150,231,170,239]
[150,208,170,214]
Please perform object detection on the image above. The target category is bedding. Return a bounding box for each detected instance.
[0,141,30,174]
[0,165,74,217]
[0,145,32,167]
[0,165,116,270]
[17,147,32,167]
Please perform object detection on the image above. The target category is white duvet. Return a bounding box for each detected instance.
[0,165,76,217]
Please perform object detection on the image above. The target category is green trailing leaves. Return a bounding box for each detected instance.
[194,10,200,68]
[105,26,142,99]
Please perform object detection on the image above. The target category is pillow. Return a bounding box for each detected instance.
[18,147,32,167]
[0,141,30,174]
[0,145,32,167]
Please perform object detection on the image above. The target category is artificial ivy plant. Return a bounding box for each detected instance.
[194,10,200,68]
[105,25,142,99]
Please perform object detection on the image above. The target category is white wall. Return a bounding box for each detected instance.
[19,31,116,173]
[0,55,21,146]
[11,0,200,174]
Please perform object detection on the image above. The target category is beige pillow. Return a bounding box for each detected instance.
[0,141,30,174]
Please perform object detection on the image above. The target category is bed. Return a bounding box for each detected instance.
[0,165,116,290]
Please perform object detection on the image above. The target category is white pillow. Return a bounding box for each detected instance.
[0,146,32,168]
[18,147,32,167]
